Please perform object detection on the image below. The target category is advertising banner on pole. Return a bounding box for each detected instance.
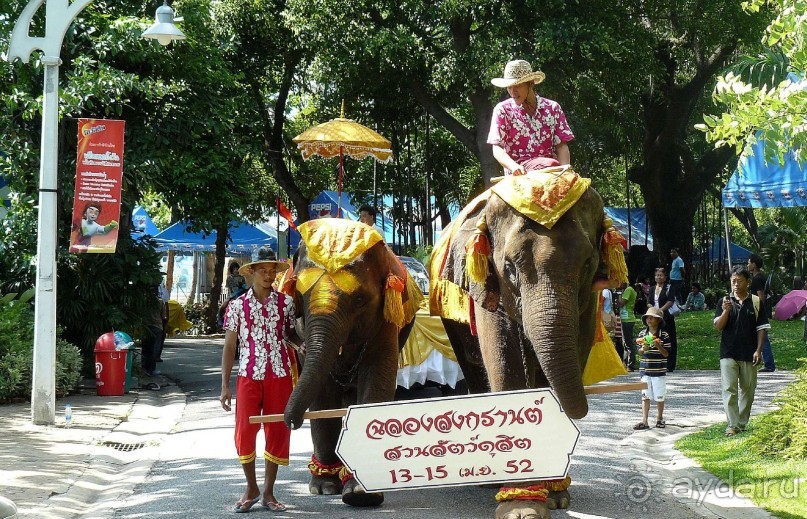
[69,119,125,253]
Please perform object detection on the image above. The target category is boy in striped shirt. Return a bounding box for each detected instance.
[633,307,671,430]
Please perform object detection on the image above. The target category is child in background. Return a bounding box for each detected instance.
[633,307,671,430]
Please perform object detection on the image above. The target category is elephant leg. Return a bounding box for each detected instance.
[546,490,570,510]
[340,324,399,508]
[441,318,489,394]
[308,380,344,496]
[475,310,528,392]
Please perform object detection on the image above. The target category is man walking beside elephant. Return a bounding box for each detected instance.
[220,246,302,513]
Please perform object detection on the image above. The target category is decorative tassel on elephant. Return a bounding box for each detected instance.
[428,166,628,519]
[281,218,423,508]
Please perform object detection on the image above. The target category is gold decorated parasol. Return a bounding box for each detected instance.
[293,102,392,216]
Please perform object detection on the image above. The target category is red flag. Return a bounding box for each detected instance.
[277,196,297,230]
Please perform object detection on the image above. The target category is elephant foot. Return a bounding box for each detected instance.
[342,477,384,507]
[308,474,342,496]
[546,490,570,510]
[495,500,551,519]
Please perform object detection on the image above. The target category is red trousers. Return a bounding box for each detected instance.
[235,374,294,465]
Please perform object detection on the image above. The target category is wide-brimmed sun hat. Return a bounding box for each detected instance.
[491,59,546,88]
[239,246,290,275]
[641,307,665,328]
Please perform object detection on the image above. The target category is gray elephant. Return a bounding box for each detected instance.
[429,168,628,519]
[281,218,422,507]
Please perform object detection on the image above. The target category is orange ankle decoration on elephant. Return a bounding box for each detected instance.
[308,455,343,477]
[494,477,571,503]
[338,466,353,485]
[495,485,549,502]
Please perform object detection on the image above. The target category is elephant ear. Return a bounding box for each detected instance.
[383,247,415,328]
[445,208,500,312]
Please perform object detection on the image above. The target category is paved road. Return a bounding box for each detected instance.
[111,338,791,518]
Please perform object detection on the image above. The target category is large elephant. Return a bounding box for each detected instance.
[429,168,627,519]
[281,218,421,507]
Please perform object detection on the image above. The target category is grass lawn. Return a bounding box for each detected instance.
[676,420,807,519]
[632,309,807,370]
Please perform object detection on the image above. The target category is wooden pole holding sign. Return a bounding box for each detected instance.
[249,381,646,424]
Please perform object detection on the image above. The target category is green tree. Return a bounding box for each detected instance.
[698,0,806,164]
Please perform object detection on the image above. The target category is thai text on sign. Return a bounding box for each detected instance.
[69,119,125,254]
[335,388,580,492]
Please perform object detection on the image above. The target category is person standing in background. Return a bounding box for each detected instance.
[714,265,770,436]
[618,281,638,370]
[648,268,678,372]
[748,254,775,372]
[669,248,685,304]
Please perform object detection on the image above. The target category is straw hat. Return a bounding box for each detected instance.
[239,246,290,275]
[491,60,546,88]
[641,307,665,328]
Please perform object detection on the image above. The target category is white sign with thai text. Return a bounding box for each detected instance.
[335,388,580,492]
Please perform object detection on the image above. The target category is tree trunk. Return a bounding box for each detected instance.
[188,251,199,305]
[251,51,310,222]
[206,221,228,332]
[630,42,738,280]
[165,251,175,296]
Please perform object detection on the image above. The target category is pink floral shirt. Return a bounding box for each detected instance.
[223,288,296,380]
[487,97,574,166]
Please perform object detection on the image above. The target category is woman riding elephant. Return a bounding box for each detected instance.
[429,166,628,519]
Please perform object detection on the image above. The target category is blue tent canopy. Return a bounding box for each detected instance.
[723,133,807,208]
[603,207,653,250]
[153,220,276,252]
[131,205,160,237]
[723,73,807,208]
[308,190,396,243]
[694,237,753,264]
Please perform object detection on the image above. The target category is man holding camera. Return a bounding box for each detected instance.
[714,265,771,437]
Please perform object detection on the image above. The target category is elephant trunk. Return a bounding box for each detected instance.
[522,283,588,419]
[284,317,346,430]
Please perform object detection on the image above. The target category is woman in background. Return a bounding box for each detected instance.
[647,267,678,372]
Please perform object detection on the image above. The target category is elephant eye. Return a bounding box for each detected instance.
[354,294,367,308]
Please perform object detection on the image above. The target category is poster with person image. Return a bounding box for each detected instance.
[69,119,125,253]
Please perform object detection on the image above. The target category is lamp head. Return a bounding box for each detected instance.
[142,1,185,46]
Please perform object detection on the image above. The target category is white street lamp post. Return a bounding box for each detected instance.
[7,0,184,425]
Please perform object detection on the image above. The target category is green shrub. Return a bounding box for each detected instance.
[183,301,207,334]
[0,295,84,402]
[749,359,807,460]
[57,233,163,357]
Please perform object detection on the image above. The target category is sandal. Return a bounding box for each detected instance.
[234,496,260,513]
[725,428,738,437]
[262,501,287,512]
[633,422,650,430]
[656,420,666,428]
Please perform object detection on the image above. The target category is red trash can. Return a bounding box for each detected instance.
[95,332,126,396]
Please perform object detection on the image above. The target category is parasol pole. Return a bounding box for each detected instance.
[338,100,345,218]
[723,207,733,293]
[338,145,344,218]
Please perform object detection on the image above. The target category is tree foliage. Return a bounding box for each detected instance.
[698,0,806,166]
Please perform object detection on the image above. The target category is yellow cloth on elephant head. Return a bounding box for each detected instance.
[298,219,384,273]
[491,168,591,229]
[296,218,422,327]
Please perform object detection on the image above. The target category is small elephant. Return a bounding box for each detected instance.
[282,218,421,507]
[430,168,627,519]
